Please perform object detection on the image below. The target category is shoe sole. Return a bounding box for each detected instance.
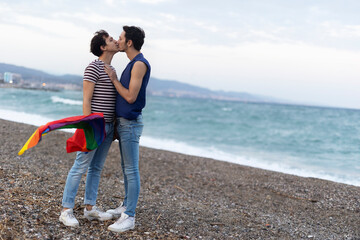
[107,213,121,219]
[85,215,113,221]
[106,210,125,219]
[108,225,135,233]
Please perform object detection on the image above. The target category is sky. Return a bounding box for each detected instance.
[0,0,360,109]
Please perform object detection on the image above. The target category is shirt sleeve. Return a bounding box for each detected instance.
[83,62,100,83]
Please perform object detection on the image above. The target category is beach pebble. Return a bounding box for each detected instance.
[1,119,360,239]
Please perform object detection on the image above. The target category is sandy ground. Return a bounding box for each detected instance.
[1,119,360,239]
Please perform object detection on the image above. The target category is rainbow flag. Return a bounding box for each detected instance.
[18,113,106,155]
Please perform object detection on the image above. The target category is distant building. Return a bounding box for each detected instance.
[12,73,23,84]
[3,72,23,84]
[4,72,13,83]
[0,73,3,83]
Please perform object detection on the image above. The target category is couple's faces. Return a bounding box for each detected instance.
[104,31,127,53]
[117,31,127,52]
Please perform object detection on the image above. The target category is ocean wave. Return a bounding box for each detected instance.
[0,109,74,133]
[0,109,54,126]
[51,96,82,106]
[1,108,359,187]
[222,107,232,112]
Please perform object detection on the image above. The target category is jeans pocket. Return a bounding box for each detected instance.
[132,123,143,140]
[119,126,132,142]
[118,117,143,143]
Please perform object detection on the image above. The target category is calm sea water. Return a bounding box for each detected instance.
[1,87,360,186]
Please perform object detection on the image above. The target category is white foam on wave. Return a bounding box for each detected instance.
[51,96,82,106]
[0,109,54,126]
[0,109,75,133]
[141,135,360,186]
[222,107,232,112]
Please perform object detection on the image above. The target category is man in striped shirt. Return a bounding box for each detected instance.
[59,30,119,227]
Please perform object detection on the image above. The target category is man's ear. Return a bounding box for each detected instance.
[100,45,107,51]
[127,40,133,48]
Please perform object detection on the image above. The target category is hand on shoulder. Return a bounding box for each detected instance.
[104,64,118,83]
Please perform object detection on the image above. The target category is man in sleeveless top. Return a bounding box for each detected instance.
[59,30,119,227]
[104,26,151,233]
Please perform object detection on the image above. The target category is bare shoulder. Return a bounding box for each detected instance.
[133,61,147,70]
[132,61,147,76]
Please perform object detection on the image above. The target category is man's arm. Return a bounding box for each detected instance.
[105,61,147,104]
[83,81,95,115]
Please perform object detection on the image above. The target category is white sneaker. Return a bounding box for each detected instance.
[106,203,126,218]
[59,209,79,227]
[108,213,135,233]
[84,205,113,221]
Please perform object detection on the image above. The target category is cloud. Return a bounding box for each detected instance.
[56,12,147,25]
[309,5,329,16]
[325,23,360,38]
[12,14,90,38]
[0,21,90,75]
[0,2,11,11]
[344,25,360,37]
[138,0,170,4]
[247,30,284,42]
[194,21,218,33]
[104,0,115,5]
[147,36,360,107]
[158,13,177,21]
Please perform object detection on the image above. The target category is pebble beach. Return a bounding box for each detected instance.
[1,119,360,239]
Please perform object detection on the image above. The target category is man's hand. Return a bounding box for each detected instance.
[104,65,118,83]
[105,61,147,104]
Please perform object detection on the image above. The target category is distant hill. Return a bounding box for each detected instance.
[0,63,82,84]
[147,77,283,103]
[0,62,285,103]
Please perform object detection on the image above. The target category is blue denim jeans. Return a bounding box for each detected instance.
[117,115,143,217]
[62,122,114,208]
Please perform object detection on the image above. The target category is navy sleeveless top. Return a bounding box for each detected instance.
[115,53,151,120]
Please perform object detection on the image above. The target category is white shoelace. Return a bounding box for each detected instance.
[66,212,75,219]
[116,205,125,211]
[116,215,128,224]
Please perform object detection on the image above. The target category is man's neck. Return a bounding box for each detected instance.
[126,49,141,61]
[99,52,115,65]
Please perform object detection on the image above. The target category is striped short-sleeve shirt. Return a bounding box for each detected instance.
[83,59,117,122]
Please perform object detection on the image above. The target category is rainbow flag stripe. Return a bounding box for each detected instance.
[18,113,106,155]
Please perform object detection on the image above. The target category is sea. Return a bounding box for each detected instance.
[1,87,360,186]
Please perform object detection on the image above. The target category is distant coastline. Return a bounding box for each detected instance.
[0,62,289,105]
[0,83,62,92]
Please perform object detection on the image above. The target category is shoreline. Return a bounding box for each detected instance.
[0,83,62,92]
[1,119,360,238]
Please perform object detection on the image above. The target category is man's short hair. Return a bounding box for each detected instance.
[90,30,109,57]
[123,26,145,51]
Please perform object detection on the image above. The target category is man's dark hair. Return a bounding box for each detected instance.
[90,30,109,57]
[123,26,145,51]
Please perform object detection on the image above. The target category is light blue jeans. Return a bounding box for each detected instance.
[62,122,114,208]
[117,115,143,217]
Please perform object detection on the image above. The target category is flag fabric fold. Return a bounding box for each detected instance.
[18,113,106,156]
